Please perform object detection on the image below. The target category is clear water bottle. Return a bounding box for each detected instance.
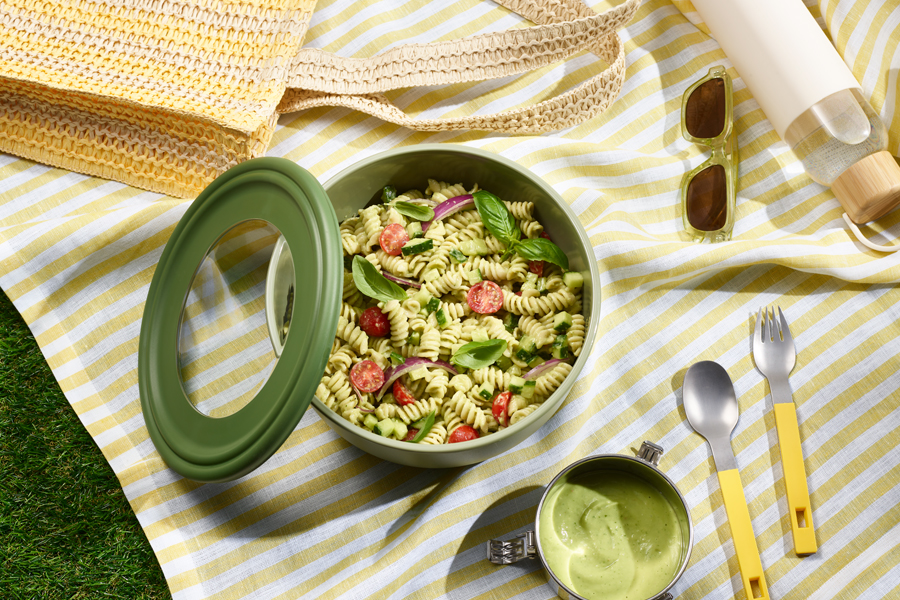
[784,88,899,224]
[691,0,900,235]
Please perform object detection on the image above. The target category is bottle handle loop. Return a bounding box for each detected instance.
[843,213,900,252]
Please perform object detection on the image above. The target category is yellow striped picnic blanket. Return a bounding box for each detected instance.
[2,0,900,598]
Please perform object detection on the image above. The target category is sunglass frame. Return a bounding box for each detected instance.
[679,66,739,243]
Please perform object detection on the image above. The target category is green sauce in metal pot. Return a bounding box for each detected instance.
[538,469,682,600]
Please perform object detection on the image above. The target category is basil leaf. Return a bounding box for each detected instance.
[381,186,397,203]
[451,339,508,370]
[515,238,569,271]
[410,411,437,443]
[352,256,407,303]
[473,190,520,247]
[393,201,435,222]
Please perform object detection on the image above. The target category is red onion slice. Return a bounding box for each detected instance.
[523,358,568,381]
[353,385,365,404]
[422,194,473,231]
[383,272,421,288]
[376,357,458,399]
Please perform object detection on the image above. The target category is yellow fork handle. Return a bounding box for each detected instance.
[718,469,770,600]
[774,403,818,555]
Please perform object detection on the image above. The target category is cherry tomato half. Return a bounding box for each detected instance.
[491,391,512,427]
[392,380,417,406]
[350,360,385,393]
[466,280,503,314]
[359,306,390,337]
[379,223,409,256]
[528,260,544,276]
[540,231,552,241]
[448,425,480,444]
[403,428,419,441]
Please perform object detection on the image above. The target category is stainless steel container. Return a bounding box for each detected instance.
[487,442,694,600]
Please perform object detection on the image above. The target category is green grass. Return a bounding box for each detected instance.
[0,290,171,600]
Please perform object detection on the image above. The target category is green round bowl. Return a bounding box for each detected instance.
[316,145,601,468]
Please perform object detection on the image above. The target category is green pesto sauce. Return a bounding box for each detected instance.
[538,470,682,600]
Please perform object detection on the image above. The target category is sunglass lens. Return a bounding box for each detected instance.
[686,164,727,231]
[685,78,726,139]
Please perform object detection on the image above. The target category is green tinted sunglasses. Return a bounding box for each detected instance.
[680,66,739,243]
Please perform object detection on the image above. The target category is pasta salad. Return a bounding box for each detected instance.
[314,179,586,444]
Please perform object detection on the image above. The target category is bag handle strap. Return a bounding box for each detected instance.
[278,0,640,133]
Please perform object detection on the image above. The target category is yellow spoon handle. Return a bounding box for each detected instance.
[718,469,770,600]
[774,402,817,555]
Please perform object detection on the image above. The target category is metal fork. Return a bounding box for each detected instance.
[753,306,817,555]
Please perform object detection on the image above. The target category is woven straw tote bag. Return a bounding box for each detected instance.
[0,0,640,199]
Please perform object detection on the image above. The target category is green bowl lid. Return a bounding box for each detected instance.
[138,157,342,482]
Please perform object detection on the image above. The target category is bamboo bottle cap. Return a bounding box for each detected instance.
[832,151,900,224]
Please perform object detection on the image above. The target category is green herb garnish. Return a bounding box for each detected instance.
[514,238,569,271]
[472,190,569,270]
[409,411,437,443]
[451,339,508,370]
[351,256,407,303]
[393,201,435,222]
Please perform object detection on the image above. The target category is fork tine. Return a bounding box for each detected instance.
[778,306,793,344]
[756,307,764,343]
[772,305,782,341]
[764,305,773,342]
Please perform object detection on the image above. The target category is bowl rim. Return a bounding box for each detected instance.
[314,143,601,456]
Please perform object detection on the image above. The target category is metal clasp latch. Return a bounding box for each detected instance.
[487,531,537,564]
[637,440,664,466]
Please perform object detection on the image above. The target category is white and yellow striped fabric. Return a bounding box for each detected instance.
[2,0,900,598]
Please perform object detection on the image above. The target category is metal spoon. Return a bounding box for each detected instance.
[683,361,770,600]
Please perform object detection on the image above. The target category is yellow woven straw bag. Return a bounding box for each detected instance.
[0,0,640,199]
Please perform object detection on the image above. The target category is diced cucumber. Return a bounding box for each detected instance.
[551,334,569,360]
[390,352,405,366]
[374,418,395,437]
[401,238,434,256]
[459,239,489,256]
[503,313,520,333]
[413,289,432,307]
[553,312,573,332]
[520,281,537,292]
[519,335,537,355]
[409,366,429,381]
[363,414,379,430]
[425,297,441,314]
[528,355,545,369]
[471,329,489,343]
[407,331,421,345]
[525,272,539,285]
[521,380,537,399]
[536,277,547,294]
[563,272,584,289]
[406,221,424,239]
[382,186,398,203]
[392,420,409,441]
[435,307,449,328]
[478,382,495,401]
[495,355,513,371]
[449,248,468,264]
[509,376,526,394]
[422,269,441,283]
[466,268,483,286]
